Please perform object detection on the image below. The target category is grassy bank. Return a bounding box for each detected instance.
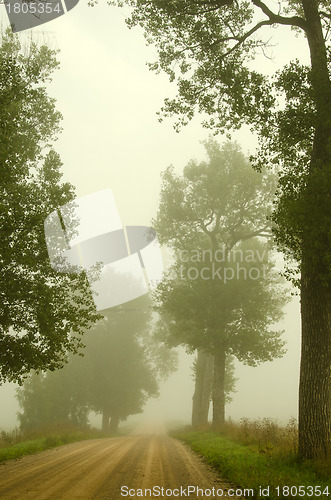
[173,422,330,499]
[0,426,111,463]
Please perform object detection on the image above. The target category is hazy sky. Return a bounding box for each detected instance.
[0,1,309,428]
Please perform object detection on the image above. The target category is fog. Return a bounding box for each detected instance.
[0,1,306,431]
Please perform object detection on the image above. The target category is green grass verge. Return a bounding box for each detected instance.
[173,431,330,499]
[0,431,111,463]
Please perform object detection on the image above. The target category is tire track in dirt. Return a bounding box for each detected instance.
[0,437,130,496]
[0,431,244,499]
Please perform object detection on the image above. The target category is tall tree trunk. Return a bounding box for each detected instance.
[299,260,331,459]
[109,414,120,434]
[201,354,214,423]
[192,350,213,426]
[299,0,331,460]
[102,409,110,433]
[212,347,226,428]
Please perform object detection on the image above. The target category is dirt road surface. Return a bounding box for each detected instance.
[0,425,244,499]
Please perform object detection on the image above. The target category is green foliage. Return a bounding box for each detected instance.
[0,29,100,383]
[153,140,276,250]
[153,141,287,365]
[155,240,286,364]
[109,0,296,132]
[77,295,176,421]
[108,0,331,282]
[17,295,177,428]
[81,298,160,420]
[17,371,90,430]
[252,59,331,285]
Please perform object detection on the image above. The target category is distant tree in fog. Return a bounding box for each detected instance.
[17,369,89,430]
[153,140,287,426]
[17,295,176,433]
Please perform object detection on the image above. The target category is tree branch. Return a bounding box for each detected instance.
[215,19,274,59]
[319,10,331,21]
[251,0,308,31]
[207,0,308,59]
[238,226,272,241]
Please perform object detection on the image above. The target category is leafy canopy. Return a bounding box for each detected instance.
[106,0,331,280]
[153,141,287,364]
[17,295,177,427]
[0,30,100,384]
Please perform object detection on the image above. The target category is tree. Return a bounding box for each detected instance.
[191,350,214,427]
[0,29,99,384]
[83,296,165,433]
[17,295,176,433]
[155,239,286,426]
[191,350,237,427]
[17,370,89,431]
[106,0,331,460]
[153,141,286,426]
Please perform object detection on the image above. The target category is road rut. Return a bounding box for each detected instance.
[0,430,244,499]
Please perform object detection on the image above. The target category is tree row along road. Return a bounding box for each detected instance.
[0,427,243,499]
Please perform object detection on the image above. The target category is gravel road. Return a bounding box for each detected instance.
[0,427,244,499]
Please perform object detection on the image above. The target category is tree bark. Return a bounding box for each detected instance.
[102,410,110,433]
[109,415,120,434]
[212,347,226,428]
[192,350,213,426]
[298,0,331,460]
[299,261,331,459]
[202,354,214,423]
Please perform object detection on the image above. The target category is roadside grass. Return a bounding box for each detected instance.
[0,424,112,463]
[172,419,330,500]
